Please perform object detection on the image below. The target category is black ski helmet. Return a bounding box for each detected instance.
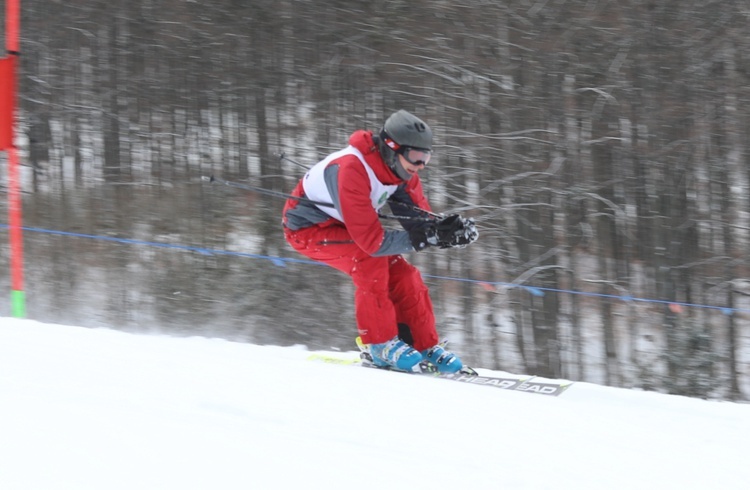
[377,110,433,181]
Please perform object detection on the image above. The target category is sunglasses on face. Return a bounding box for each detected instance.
[399,147,432,166]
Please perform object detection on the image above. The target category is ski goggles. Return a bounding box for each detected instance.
[399,147,432,167]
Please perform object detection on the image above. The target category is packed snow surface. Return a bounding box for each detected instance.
[1,318,748,489]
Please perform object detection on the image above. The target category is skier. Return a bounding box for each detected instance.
[282,110,478,373]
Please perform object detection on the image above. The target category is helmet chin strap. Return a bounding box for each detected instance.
[376,133,412,181]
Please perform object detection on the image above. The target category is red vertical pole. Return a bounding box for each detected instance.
[6,0,19,54]
[3,0,25,317]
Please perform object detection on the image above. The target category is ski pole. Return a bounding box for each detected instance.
[276,151,310,171]
[201,175,336,209]
[200,175,436,222]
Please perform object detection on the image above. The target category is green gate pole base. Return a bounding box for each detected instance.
[11,290,26,318]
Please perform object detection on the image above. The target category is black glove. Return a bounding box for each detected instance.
[408,215,479,251]
[434,214,479,249]
[408,221,439,251]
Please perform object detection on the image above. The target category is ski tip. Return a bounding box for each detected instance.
[307,353,361,365]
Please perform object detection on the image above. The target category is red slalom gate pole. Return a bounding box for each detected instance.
[7,144,24,317]
[2,0,25,317]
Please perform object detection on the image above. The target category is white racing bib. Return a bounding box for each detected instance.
[302,146,398,223]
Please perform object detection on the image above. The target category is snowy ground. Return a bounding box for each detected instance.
[1,318,749,490]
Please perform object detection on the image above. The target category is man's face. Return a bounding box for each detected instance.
[397,153,426,178]
[396,147,431,178]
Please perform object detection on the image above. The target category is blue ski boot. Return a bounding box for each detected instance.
[369,336,423,372]
[422,344,463,374]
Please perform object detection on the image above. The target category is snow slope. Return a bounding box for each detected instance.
[1,318,748,490]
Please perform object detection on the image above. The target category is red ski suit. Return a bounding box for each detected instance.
[282,130,439,350]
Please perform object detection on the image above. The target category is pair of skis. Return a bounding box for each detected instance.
[307,338,573,397]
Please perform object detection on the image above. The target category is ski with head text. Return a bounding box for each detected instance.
[307,349,573,397]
